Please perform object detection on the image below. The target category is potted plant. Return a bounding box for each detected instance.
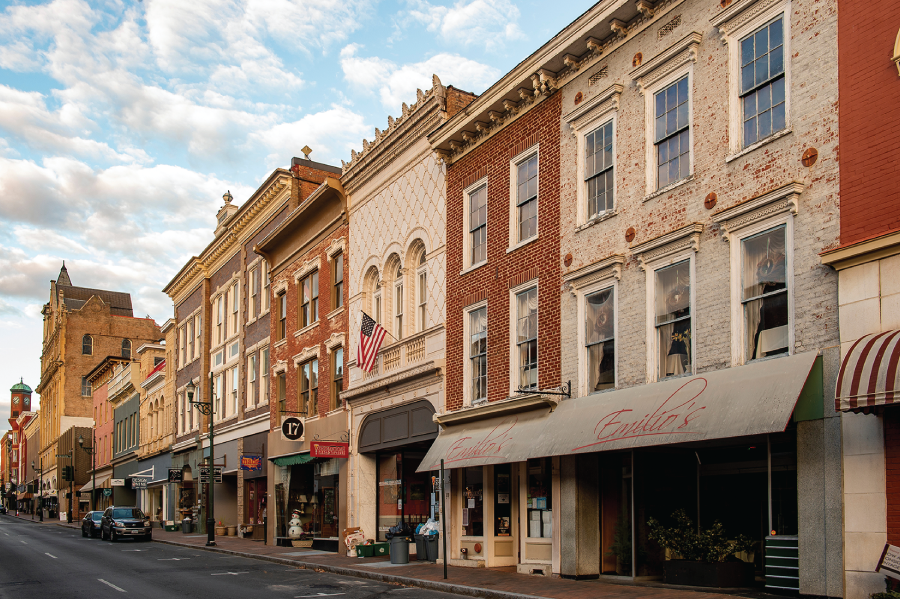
[647,509,754,588]
[215,520,226,536]
[605,514,647,575]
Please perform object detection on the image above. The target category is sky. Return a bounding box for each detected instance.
[0,0,591,428]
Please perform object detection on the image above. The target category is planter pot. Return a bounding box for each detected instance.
[215,526,226,536]
[663,560,754,588]
[226,526,237,536]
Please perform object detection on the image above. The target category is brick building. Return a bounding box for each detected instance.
[36,264,160,517]
[163,160,340,534]
[819,5,900,598]
[135,338,169,523]
[340,76,474,549]
[426,0,841,592]
[21,411,40,514]
[256,171,349,546]
[5,379,34,510]
[84,356,128,512]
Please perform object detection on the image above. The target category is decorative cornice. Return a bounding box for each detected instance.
[293,345,320,365]
[272,280,288,295]
[631,222,704,270]
[324,332,345,352]
[630,31,703,94]
[326,237,346,259]
[711,0,786,42]
[341,361,439,401]
[434,395,558,428]
[563,254,625,296]
[273,359,288,374]
[711,181,803,240]
[293,256,321,281]
[564,83,624,132]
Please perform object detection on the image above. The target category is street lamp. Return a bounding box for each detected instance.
[32,459,42,521]
[78,434,96,512]
[186,378,216,547]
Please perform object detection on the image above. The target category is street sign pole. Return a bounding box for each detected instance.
[441,459,447,580]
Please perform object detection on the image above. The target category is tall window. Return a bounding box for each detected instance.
[300,271,319,328]
[277,371,286,416]
[216,295,224,344]
[248,354,257,408]
[741,17,785,146]
[516,154,538,242]
[121,339,132,359]
[470,307,487,403]
[417,252,427,332]
[743,226,788,359]
[231,366,239,416]
[655,261,692,378]
[277,292,287,340]
[299,360,318,416]
[261,348,270,403]
[516,288,538,390]
[585,121,614,218]
[394,264,404,339]
[655,75,690,189]
[180,326,186,366]
[374,289,382,326]
[179,394,185,434]
[82,334,93,355]
[230,282,239,335]
[331,347,343,411]
[262,260,270,312]
[333,253,344,309]
[470,184,487,264]
[187,319,194,361]
[81,376,91,396]
[250,267,259,318]
[585,288,615,391]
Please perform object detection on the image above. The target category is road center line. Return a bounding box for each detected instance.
[210,572,248,576]
[45,553,57,559]
[20,540,27,544]
[296,594,346,597]
[98,579,126,593]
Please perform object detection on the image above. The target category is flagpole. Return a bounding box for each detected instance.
[360,311,400,343]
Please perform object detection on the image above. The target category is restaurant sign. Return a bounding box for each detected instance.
[310,441,349,459]
[877,544,900,580]
[240,455,263,471]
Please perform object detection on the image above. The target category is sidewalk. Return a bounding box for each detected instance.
[7,513,770,599]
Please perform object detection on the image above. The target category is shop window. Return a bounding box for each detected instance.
[299,359,318,416]
[655,261,691,378]
[462,466,484,537]
[300,270,319,328]
[331,347,343,412]
[526,458,553,538]
[586,288,615,391]
[376,451,432,542]
[494,464,512,536]
[742,225,788,359]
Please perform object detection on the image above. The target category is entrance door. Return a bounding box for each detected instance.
[488,463,518,567]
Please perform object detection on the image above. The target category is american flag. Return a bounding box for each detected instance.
[358,312,387,373]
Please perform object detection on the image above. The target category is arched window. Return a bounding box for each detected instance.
[394,262,404,340]
[365,266,381,325]
[121,339,132,359]
[413,243,428,332]
[82,335,93,355]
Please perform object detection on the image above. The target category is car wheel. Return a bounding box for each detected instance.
[110,530,117,542]
[82,528,87,537]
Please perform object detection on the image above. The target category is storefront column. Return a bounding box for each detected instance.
[357,453,376,540]
[559,453,599,580]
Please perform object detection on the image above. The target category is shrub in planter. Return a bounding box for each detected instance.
[647,509,754,588]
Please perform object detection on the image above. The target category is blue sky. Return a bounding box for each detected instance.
[0,0,590,425]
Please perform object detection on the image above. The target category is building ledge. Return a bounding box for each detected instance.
[820,229,900,270]
[434,394,558,428]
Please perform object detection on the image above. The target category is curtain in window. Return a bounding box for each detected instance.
[517,288,538,389]
[586,289,614,391]
[743,227,788,359]
[655,262,691,378]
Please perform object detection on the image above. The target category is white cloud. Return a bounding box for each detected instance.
[340,45,499,110]
[252,105,370,167]
[404,0,523,51]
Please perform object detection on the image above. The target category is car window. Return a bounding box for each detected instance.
[92,512,102,521]
[112,508,145,519]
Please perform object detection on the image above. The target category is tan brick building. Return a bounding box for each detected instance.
[36,264,160,513]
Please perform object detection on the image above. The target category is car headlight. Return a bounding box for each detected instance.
[114,522,125,528]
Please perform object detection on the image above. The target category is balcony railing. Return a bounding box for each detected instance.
[359,326,440,383]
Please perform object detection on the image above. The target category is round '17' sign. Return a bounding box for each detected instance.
[281,417,304,441]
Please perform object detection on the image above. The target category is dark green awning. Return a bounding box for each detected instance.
[272,453,315,467]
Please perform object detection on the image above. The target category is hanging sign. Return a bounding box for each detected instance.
[167,468,183,483]
[131,478,148,489]
[110,479,125,487]
[281,417,304,442]
[102,488,112,497]
[240,455,263,471]
[199,466,223,484]
[877,544,900,580]
[310,441,349,458]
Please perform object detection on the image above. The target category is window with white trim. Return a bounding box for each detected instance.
[394,264,403,340]
[299,359,318,417]
[262,260,270,312]
[194,315,201,359]
[742,225,789,359]
[81,376,91,397]
[179,327,186,366]
[515,154,538,242]
[374,289,382,326]
[261,348,270,404]
[333,252,344,310]
[214,373,223,419]
[248,354,257,408]
[585,121,614,218]
[740,17,786,146]
[655,76,690,189]
[467,183,487,267]
[187,319,194,362]
[231,366,239,417]
[585,287,615,391]
[654,261,692,379]
[230,281,239,335]
[515,287,538,390]
[216,295,224,344]
[416,252,427,332]
[331,347,343,411]
[276,291,287,340]
[300,270,319,328]
[469,306,487,403]
[250,267,259,318]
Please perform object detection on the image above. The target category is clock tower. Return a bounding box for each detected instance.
[10,378,32,420]
[7,379,32,490]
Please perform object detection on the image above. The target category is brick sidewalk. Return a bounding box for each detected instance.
[6,513,771,599]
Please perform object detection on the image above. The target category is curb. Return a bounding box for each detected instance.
[152,538,550,599]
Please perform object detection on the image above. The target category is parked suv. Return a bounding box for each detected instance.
[101,506,151,542]
[81,511,103,538]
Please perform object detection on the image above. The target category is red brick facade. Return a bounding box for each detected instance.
[837,1,900,245]
[445,93,562,411]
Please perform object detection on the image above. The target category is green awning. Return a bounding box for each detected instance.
[272,453,315,467]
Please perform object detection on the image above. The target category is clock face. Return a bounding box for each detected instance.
[12,396,19,405]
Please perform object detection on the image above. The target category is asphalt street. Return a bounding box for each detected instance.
[0,515,465,599]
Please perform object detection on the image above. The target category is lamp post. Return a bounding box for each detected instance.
[186,377,216,547]
[35,458,42,521]
[30,460,35,520]
[78,433,96,512]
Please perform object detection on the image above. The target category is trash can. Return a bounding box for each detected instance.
[424,534,439,562]
[181,518,193,534]
[390,536,411,564]
[414,534,426,559]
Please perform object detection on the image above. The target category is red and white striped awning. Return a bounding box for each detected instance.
[836,331,900,412]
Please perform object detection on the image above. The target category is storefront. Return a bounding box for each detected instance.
[420,351,824,584]
[79,469,112,513]
[241,432,268,537]
[267,410,349,549]
[171,445,204,532]
[134,452,174,524]
[112,458,140,506]
[206,439,238,527]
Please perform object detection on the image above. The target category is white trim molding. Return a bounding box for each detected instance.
[563,83,623,132]
[293,256,321,282]
[326,236,346,260]
[629,31,702,95]
[563,254,625,296]
[710,181,803,240]
[630,223,704,270]
[508,144,540,251]
[273,279,289,295]
[293,345,321,366]
[324,332,345,353]
[273,359,288,375]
